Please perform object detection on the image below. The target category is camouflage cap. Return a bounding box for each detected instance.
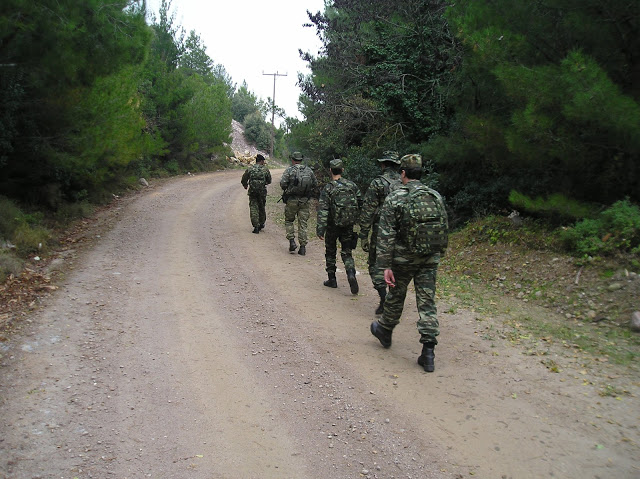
[377,150,400,164]
[329,158,343,169]
[400,154,422,169]
[290,151,304,161]
[256,153,265,162]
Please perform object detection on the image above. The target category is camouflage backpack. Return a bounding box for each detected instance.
[248,164,268,193]
[330,180,359,227]
[287,165,315,198]
[380,175,402,199]
[402,184,449,255]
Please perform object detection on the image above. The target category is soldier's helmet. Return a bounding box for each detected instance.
[329,158,343,169]
[290,151,304,161]
[400,154,422,169]
[377,150,400,164]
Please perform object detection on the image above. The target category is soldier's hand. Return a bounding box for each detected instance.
[361,236,370,252]
[384,269,395,288]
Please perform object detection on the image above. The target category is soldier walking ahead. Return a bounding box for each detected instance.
[358,151,402,314]
[316,158,362,294]
[280,151,317,255]
[241,154,271,234]
[370,154,449,372]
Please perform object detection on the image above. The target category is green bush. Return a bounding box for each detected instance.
[0,196,22,239]
[13,223,51,256]
[164,159,180,175]
[243,112,272,151]
[458,215,560,251]
[54,201,94,224]
[561,199,640,256]
[0,251,24,282]
[342,147,379,193]
[509,191,594,222]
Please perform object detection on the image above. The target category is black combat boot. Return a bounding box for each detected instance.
[289,238,297,252]
[370,320,392,348]
[346,268,359,295]
[252,227,260,234]
[374,287,387,315]
[259,223,265,230]
[298,245,306,255]
[417,343,436,372]
[323,272,337,288]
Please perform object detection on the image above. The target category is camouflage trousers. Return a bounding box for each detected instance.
[324,225,356,273]
[248,194,267,228]
[366,224,386,290]
[379,253,441,345]
[284,197,311,246]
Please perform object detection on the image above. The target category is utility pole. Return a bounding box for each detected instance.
[262,71,287,159]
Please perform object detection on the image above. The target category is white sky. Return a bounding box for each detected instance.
[147,0,326,125]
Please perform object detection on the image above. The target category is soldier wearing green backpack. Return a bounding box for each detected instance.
[358,151,402,314]
[241,154,272,234]
[280,151,317,255]
[316,158,362,294]
[370,154,449,373]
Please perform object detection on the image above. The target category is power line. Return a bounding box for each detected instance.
[262,71,287,159]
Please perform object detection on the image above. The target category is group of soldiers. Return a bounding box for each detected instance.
[241,151,449,373]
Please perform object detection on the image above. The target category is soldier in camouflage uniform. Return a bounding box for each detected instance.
[241,154,272,234]
[280,151,317,255]
[358,151,402,314]
[370,154,449,373]
[316,158,362,294]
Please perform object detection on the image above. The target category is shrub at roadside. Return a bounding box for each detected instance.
[0,196,22,240]
[12,223,50,257]
[455,215,562,251]
[0,251,24,283]
[561,199,640,257]
[0,197,53,280]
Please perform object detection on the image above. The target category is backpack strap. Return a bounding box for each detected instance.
[380,176,391,196]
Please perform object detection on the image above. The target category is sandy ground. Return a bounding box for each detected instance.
[0,170,638,479]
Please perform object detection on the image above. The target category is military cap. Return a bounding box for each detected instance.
[377,150,400,164]
[329,158,343,169]
[256,153,265,162]
[400,154,422,169]
[290,151,304,161]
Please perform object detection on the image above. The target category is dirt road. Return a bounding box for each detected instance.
[1,170,637,478]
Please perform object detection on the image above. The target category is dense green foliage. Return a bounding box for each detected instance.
[1,0,153,206]
[508,191,594,223]
[232,82,261,123]
[243,112,272,152]
[561,199,640,257]
[137,3,233,176]
[439,0,640,219]
[296,0,459,165]
[294,0,639,226]
[0,0,238,210]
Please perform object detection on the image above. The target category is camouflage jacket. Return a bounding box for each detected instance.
[279,164,317,198]
[376,180,448,268]
[241,164,271,196]
[358,169,401,239]
[316,178,362,237]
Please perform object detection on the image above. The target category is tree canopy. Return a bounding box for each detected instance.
[1,0,638,225]
[294,0,639,221]
[0,0,237,207]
